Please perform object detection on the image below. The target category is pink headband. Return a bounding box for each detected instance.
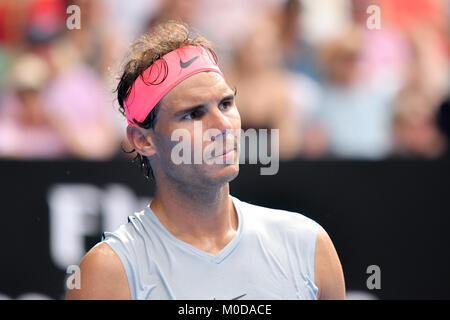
[124,45,223,125]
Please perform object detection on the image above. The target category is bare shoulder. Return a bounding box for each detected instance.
[314,227,346,300]
[65,242,131,300]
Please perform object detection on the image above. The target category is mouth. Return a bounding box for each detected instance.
[209,146,238,162]
[216,148,236,157]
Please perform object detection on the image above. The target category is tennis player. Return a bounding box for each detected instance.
[66,21,345,300]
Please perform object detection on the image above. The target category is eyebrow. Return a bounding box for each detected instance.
[173,92,236,118]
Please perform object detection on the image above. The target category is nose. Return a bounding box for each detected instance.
[205,105,234,134]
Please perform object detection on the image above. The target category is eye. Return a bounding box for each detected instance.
[183,109,204,120]
[219,100,233,111]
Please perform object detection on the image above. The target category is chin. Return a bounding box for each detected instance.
[204,162,240,186]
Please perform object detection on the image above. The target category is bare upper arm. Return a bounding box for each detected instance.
[65,242,131,300]
[314,227,346,300]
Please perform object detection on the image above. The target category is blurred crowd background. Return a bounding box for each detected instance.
[0,0,449,162]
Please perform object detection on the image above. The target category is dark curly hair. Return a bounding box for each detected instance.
[115,21,218,179]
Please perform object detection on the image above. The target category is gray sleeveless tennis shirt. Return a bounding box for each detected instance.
[100,195,321,300]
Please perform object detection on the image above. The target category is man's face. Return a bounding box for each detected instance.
[149,72,241,188]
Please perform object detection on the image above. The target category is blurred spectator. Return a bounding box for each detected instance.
[269,0,326,158]
[42,37,122,160]
[385,0,449,159]
[275,0,320,81]
[25,0,65,44]
[351,0,411,93]
[0,52,70,158]
[316,27,396,159]
[299,0,352,47]
[399,26,449,113]
[392,89,446,159]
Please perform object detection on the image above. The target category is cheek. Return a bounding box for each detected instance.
[230,107,242,129]
[228,109,242,149]
[153,132,179,159]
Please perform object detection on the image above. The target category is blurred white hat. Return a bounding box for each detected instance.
[10,53,50,91]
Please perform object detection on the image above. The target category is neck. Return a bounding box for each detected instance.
[149,178,238,253]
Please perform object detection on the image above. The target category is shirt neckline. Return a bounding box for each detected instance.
[143,195,243,264]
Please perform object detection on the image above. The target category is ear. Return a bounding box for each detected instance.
[126,125,157,157]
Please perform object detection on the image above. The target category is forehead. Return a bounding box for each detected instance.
[161,72,233,110]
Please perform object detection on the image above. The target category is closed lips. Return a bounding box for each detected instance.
[216,148,236,157]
